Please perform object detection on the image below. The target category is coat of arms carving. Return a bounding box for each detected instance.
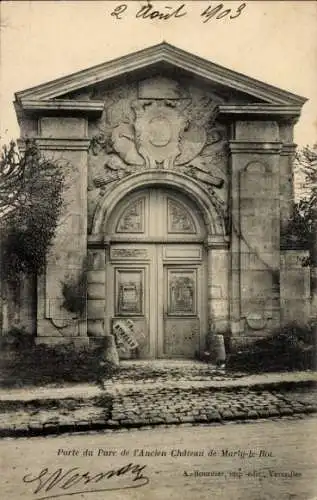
[88,77,228,224]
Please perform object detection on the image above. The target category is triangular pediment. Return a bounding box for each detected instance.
[15,42,306,106]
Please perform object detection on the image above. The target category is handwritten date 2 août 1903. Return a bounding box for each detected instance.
[110,2,247,23]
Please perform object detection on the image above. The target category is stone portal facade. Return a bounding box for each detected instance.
[9,43,309,357]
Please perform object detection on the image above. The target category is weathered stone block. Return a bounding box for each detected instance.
[87,270,106,284]
[209,286,223,299]
[36,336,90,346]
[87,283,105,299]
[39,117,87,138]
[240,270,273,298]
[210,299,229,317]
[236,121,279,141]
[281,270,310,299]
[280,299,310,325]
[87,250,105,270]
[212,319,229,334]
[87,319,104,336]
[281,251,310,304]
[87,299,105,319]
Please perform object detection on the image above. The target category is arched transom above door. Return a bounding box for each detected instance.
[106,188,206,242]
[91,170,227,238]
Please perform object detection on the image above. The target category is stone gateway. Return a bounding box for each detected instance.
[11,43,310,359]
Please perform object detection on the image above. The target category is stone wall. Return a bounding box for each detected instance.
[280,250,311,325]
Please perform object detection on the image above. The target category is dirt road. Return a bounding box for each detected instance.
[1,417,316,500]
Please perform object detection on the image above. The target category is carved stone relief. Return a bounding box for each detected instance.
[116,198,144,233]
[168,270,196,315]
[132,99,188,169]
[88,77,229,232]
[167,199,196,234]
[110,248,148,260]
[116,269,144,316]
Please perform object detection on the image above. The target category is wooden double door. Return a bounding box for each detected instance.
[105,188,207,358]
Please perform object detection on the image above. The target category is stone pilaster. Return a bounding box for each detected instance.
[279,143,296,235]
[229,120,282,344]
[207,239,230,336]
[30,118,90,345]
[278,119,297,236]
[87,248,106,337]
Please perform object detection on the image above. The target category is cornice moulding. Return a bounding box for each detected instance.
[17,137,91,151]
[229,141,282,154]
[280,143,297,156]
[19,99,104,116]
[218,104,302,118]
[206,235,230,249]
[14,43,307,107]
[87,235,230,248]
[88,235,104,247]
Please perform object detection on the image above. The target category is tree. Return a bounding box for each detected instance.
[294,144,317,333]
[0,139,66,301]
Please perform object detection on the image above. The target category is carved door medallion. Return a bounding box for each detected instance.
[106,188,206,358]
[168,270,196,315]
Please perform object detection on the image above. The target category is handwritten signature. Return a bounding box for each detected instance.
[22,463,149,499]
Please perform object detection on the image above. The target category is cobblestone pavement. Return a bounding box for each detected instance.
[0,361,316,436]
[109,360,245,383]
[109,386,317,426]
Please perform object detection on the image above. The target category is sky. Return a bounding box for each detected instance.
[0,0,316,147]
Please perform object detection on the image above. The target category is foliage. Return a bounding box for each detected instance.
[0,139,66,295]
[295,144,317,208]
[0,327,34,350]
[287,144,317,262]
[227,322,316,373]
[0,340,118,388]
[62,262,87,317]
[281,199,313,257]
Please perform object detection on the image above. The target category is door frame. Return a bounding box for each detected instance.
[95,181,227,359]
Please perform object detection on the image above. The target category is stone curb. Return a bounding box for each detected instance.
[105,379,317,395]
[0,380,315,412]
[0,406,316,439]
[1,377,316,403]
[1,371,316,402]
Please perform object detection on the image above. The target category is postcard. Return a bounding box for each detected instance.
[0,1,316,499]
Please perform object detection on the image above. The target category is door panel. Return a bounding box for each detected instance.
[106,187,207,359]
[166,268,197,316]
[115,268,145,316]
[113,265,150,358]
[106,246,156,358]
[162,265,201,357]
[163,245,203,260]
[163,318,200,357]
